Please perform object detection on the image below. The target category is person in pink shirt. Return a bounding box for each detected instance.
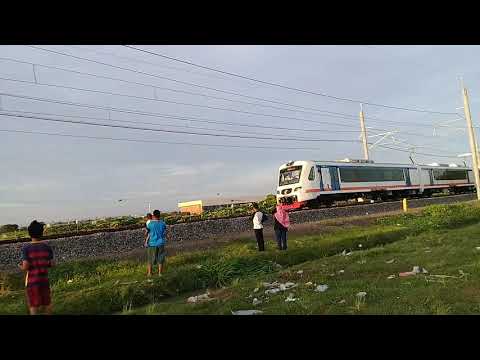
[272,200,290,250]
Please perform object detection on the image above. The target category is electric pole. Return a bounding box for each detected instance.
[462,84,480,200]
[359,104,370,160]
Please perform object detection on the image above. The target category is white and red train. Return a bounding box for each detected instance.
[276,159,475,210]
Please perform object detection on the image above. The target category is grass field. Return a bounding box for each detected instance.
[1,202,480,315]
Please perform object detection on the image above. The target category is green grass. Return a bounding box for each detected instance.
[2,202,480,315]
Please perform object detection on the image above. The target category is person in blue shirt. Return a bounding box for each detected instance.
[144,209,167,276]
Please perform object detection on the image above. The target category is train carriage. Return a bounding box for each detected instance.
[276,159,474,210]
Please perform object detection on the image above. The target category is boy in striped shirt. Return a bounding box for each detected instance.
[19,220,55,315]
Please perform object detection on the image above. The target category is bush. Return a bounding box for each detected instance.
[0,224,18,234]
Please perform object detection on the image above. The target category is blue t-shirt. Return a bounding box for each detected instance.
[147,220,166,247]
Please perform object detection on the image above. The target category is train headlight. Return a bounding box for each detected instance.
[294,187,302,192]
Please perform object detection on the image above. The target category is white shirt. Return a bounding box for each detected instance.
[253,211,264,229]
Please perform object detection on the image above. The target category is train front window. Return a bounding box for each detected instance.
[279,166,302,186]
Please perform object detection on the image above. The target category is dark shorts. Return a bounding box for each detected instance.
[26,285,51,308]
[147,245,166,265]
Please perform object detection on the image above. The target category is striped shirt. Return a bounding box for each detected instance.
[21,242,54,288]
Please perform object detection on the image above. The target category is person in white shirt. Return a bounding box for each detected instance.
[251,203,267,251]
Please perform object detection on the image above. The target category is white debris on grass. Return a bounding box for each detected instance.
[253,288,259,293]
[196,265,203,269]
[264,281,297,295]
[385,259,395,264]
[252,298,262,306]
[338,299,346,304]
[187,292,214,304]
[476,247,480,251]
[305,282,313,287]
[265,288,281,295]
[356,291,367,298]
[387,275,396,280]
[297,270,304,275]
[67,279,73,284]
[341,250,347,256]
[285,293,297,302]
[232,310,263,315]
[358,244,363,248]
[315,284,329,292]
[338,269,345,274]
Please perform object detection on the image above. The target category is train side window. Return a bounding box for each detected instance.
[308,166,315,181]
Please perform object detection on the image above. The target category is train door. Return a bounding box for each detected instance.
[428,170,434,185]
[320,167,331,191]
[317,166,324,191]
[329,167,341,191]
[404,169,411,187]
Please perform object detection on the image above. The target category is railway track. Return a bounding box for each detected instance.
[1,193,475,246]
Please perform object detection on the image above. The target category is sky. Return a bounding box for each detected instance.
[0,45,479,225]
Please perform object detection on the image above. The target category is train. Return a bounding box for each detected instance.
[276,158,475,210]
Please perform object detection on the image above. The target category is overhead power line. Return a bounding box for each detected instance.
[0,111,362,143]
[4,109,339,140]
[123,45,459,116]
[1,128,460,160]
[1,108,456,156]
[0,91,458,142]
[0,75,376,128]
[0,91,410,136]
[26,46,457,127]
[0,56,366,121]
[0,129,337,151]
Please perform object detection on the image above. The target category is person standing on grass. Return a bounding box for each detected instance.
[144,213,152,245]
[272,202,290,250]
[144,209,167,276]
[251,203,267,252]
[19,220,55,315]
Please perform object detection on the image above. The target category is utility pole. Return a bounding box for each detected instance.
[359,104,370,160]
[462,84,480,200]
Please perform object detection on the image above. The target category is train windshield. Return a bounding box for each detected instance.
[279,166,302,186]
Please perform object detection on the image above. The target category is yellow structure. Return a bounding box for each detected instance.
[178,200,203,215]
[402,198,408,212]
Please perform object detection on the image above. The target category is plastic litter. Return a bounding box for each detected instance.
[297,270,304,275]
[399,266,428,277]
[252,298,262,306]
[305,282,313,287]
[385,259,395,264]
[338,299,346,304]
[231,310,263,315]
[265,288,281,295]
[356,291,367,298]
[187,292,214,303]
[387,275,396,280]
[315,284,329,292]
[262,281,279,288]
[285,293,297,302]
[253,288,259,293]
[338,270,345,274]
[67,279,73,284]
[341,250,347,256]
